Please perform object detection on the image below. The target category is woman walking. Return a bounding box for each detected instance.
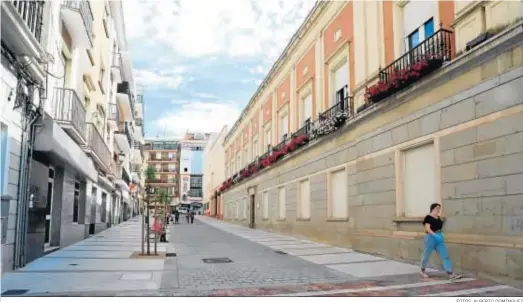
[420,203,462,280]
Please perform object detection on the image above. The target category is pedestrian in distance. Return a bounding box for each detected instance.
[190,210,195,224]
[420,203,462,280]
[185,211,190,224]
[174,209,180,224]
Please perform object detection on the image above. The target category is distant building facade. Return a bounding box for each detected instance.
[202,127,227,218]
[179,132,210,214]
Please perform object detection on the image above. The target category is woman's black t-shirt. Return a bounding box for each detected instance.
[423,215,443,233]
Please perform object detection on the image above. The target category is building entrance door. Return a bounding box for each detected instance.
[249,194,255,229]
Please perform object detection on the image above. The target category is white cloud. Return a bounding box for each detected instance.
[156,101,240,138]
[248,64,269,75]
[134,69,183,88]
[123,0,316,59]
[190,92,218,99]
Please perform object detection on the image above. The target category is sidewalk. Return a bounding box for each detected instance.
[1,215,521,297]
[195,216,523,297]
[1,217,169,296]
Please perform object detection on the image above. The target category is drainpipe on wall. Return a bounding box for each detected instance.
[13,116,40,270]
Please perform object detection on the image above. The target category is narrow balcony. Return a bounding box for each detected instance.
[147,156,176,162]
[368,29,453,104]
[154,167,178,173]
[8,1,44,42]
[116,81,133,121]
[116,164,131,186]
[111,53,122,84]
[85,123,111,174]
[133,140,141,150]
[51,87,87,145]
[60,0,94,48]
[1,1,46,81]
[145,179,177,185]
[114,122,133,154]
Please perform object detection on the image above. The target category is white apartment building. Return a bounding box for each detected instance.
[0,0,143,274]
[178,132,209,213]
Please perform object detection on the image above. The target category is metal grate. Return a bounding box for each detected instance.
[275,250,288,255]
[202,257,233,264]
[2,289,29,296]
[166,252,177,257]
[69,263,78,266]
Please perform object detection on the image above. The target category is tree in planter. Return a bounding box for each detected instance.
[144,166,156,255]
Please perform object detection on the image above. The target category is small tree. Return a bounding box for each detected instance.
[144,166,156,255]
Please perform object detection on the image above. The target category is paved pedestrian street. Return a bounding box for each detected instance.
[1,216,522,297]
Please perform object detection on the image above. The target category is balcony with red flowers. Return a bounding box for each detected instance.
[366,28,454,104]
[219,90,352,194]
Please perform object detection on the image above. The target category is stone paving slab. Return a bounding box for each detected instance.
[1,271,162,293]
[267,243,329,249]
[326,260,438,278]
[299,252,385,265]
[20,257,164,272]
[45,250,135,259]
[283,247,351,256]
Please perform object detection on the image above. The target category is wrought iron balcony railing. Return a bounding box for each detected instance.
[11,1,45,43]
[61,0,94,44]
[148,156,176,162]
[142,141,180,150]
[146,179,177,184]
[320,85,352,119]
[377,29,453,97]
[87,123,111,171]
[52,87,87,141]
[154,167,177,173]
[294,119,311,138]
[124,122,133,149]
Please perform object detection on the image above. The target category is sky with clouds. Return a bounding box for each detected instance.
[123,0,316,139]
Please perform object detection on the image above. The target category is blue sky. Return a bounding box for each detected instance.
[123,0,315,138]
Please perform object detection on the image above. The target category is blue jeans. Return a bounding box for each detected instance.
[421,232,453,273]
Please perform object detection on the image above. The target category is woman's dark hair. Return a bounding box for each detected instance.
[430,203,441,212]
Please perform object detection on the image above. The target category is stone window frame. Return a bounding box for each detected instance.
[297,82,313,127]
[243,196,248,220]
[243,145,249,167]
[251,135,259,160]
[394,137,442,221]
[296,176,312,221]
[278,107,289,143]
[326,44,350,108]
[261,190,270,221]
[326,165,349,221]
[263,123,272,153]
[277,186,286,221]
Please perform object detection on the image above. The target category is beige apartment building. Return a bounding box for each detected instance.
[202,126,228,218]
[143,139,180,205]
[220,0,523,281]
